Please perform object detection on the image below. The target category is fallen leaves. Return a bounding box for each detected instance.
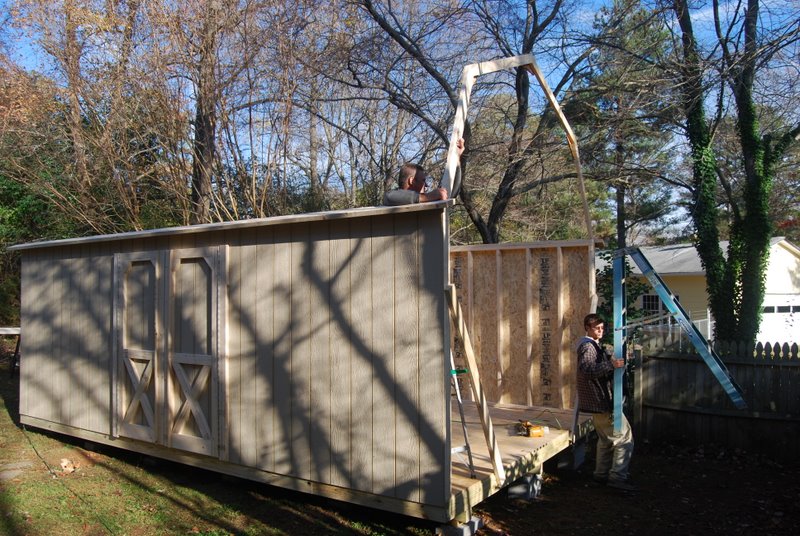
[59,458,78,474]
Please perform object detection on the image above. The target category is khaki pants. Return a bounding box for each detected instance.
[592,412,634,483]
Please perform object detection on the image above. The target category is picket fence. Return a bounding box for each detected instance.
[631,340,800,463]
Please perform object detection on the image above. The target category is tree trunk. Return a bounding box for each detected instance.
[729,0,771,342]
[190,4,220,225]
[63,3,90,187]
[486,68,531,243]
[673,0,736,339]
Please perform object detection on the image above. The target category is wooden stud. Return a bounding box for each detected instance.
[446,285,506,485]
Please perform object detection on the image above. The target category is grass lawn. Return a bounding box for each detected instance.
[0,353,437,536]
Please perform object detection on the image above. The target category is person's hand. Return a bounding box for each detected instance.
[456,138,465,157]
[419,187,448,202]
[611,358,625,369]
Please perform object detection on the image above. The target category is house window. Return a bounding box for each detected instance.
[777,306,791,313]
[642,294,661,315]
[763,306,775,313]
[641,294,678,323]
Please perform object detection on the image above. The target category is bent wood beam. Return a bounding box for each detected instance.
[442,54,593,239]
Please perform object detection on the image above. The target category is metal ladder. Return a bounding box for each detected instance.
[450,350,476,478]
[624,247,747,410]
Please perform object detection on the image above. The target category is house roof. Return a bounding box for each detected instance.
[600,237,796,276]
[635,243,702,275]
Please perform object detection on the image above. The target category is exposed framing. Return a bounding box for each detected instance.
[441,54,592,238]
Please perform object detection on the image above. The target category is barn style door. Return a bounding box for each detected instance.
[114,252,164,443]
[113,246,226,458]
[166,247,225,456]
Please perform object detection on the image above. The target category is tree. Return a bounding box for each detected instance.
[352,0,601,243]
[148,0,270,224]
[576,0,681,247]
[670,0,800,342]
[0,58,81,325]
[6,0,192,232]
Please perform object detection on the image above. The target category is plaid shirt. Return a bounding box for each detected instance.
[576,336,616,413]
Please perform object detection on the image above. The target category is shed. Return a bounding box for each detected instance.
[11,202,595,523]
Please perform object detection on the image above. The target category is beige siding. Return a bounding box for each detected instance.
[17,205,451,510]
[20,250,48,419]
[637,275,709,322]
[220,211,449,504]
[765,242,800,295]
[308,223,332,484]
[225,236,243,464]
[20,246,113,434]
[349,218,374,489]
[328,219,353,488]
[418,210,448,505]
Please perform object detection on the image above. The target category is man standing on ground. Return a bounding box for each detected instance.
[383,139,464,206]
[576,313,636,491]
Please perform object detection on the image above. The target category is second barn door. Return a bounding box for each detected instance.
[166,247,226,457]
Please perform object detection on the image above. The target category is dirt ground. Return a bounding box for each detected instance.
[475,440,800,536]
[2,345,799,535]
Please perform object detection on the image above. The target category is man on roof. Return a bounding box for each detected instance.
[383,138,464,206]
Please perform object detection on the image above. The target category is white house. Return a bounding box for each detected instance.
[626,237,800,344]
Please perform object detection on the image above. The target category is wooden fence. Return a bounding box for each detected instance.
[633,341,800,462]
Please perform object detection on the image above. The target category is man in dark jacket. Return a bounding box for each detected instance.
[576,313,635,491]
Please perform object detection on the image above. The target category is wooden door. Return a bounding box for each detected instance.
[113,252,164,443]
[166,247,225,457]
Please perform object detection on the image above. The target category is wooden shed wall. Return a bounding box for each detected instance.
[18,207,451,510]
[20,244,114,433]
[222,211,450,505]
[450,241,596,409]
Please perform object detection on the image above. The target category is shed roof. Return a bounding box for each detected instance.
[8,202,451,252]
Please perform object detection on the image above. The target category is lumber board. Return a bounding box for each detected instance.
[392,213,419,499]
[290,222,313,481]
[226,239,245,465]
[450,239,603,253]
[470,251,500,399]
[254,227,275,472]
[418,209,449,505]
[501,250,530,404]
[328,219,352,488]
[450,242,596,410]
[447,285,506,485]
[349,218,374,490]
[271,227,292,476]
[372,215,398,496]
[309,223,332,484]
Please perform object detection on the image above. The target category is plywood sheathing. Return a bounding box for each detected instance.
[450,241,596,409]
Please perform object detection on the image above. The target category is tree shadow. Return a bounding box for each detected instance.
[9,206,452,529]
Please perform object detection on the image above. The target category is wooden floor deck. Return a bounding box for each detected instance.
[448,400,594,521]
